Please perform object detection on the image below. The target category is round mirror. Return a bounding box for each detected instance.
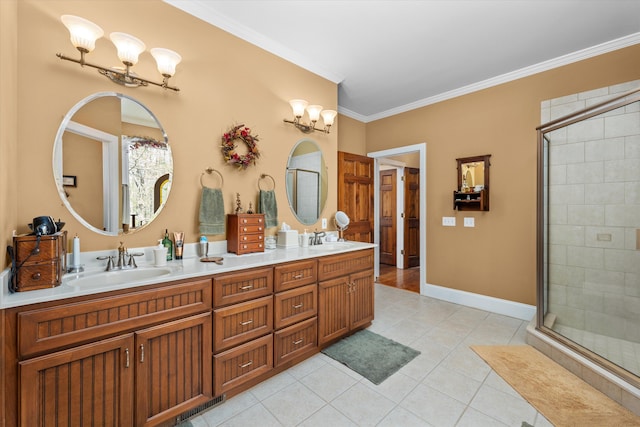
[285,138,327,225]
[53,92,173,236]
[334,211,350,241]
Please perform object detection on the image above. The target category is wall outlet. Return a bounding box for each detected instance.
[464,217,475,227]
[442,217,456,227]
[321,218,327,229]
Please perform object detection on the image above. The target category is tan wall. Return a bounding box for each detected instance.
[5,0,337,261]
[364,44,640,305]
[337,114,367,155]
[0,0,18,271]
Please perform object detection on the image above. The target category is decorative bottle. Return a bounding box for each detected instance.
[162,229,173,261]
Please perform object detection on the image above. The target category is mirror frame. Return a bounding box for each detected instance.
[53,91,171,236]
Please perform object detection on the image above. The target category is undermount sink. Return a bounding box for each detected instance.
[64,267,173,288]
[308,242,355,251]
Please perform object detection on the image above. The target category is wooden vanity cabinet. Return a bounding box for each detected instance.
[13,278,213,427]
[317,249,375,345]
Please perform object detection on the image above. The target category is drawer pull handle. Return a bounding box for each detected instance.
[125,348,130,368]
[240,285,253,290]
[31,272,41,280]
[240,319,254,326]
[243,228,248,232]
[239,360,253,369]
[293,339,303,345]
[293,303,303,309]
[293,274,303,279]
[140,344,145,363]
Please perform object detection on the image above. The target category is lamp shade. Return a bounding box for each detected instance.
[61,15,104,53]
[306,105,323,122]
[321,109,337,126]
[289,99,308,118]
[110,32,146,65]
[150,48,182,77]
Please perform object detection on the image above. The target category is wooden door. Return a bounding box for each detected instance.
[338,151,374,242]
[135,312,212,427]
[379,169,397,265]
[404,167,420,268]
[318,277,350,345]
[349,270,375,330]
[19,334,135,427]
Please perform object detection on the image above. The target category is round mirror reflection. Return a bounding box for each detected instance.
[285,138,327,225]
[53,92,173,236]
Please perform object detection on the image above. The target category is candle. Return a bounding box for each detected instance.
[72,234,80,267]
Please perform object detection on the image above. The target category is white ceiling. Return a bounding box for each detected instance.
[165,0,640,122]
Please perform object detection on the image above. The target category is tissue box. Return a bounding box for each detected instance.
[277,230,299,248]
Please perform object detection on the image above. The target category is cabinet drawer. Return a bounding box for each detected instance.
[237,242,264,253]
[213,267,272,307]
[214,296,273,352]
[238,233,264,243]
[274,260,317,292]
[214,334,273,395]
[274,317,317,367]
[238,224,265,234]
[15,260,62,291]
[317,249,374,281]
[274,284,317,329]
[237,216,264,226]
[18,279,212,358]
[14,232,65,263]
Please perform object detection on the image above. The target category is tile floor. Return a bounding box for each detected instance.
[187,283,553,426]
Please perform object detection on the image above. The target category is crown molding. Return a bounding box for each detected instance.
[352,32,640,123]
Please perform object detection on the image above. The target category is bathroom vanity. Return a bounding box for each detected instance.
[0,243,374,427]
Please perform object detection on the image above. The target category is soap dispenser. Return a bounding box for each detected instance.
[153,240,168,266]
[301,229,309,247]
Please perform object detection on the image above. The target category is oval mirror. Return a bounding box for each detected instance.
[285,138,327,225]
[53,92,173,236]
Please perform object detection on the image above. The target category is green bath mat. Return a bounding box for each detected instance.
[321,329,420,385]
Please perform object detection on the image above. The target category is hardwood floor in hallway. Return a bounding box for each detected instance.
[377,264,420,293]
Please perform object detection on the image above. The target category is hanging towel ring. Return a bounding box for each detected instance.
[259,173,276,191]
[201,167,224,189]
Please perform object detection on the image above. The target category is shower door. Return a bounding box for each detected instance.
[537,84,640,387]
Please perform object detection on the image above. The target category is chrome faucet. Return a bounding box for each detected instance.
[96,242,143,271]
[116,242,126,268]
[311,231,326,245]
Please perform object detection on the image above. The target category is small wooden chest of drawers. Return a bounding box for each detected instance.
[11,231,67,292]
[227,214,265,255]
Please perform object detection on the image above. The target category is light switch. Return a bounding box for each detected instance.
[464,217,475,227]
[321,218,327,229]
[442,217,456,227]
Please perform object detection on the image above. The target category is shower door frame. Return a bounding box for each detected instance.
[536,86,640,389]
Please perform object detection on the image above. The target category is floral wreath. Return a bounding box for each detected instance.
[221,124,260,170]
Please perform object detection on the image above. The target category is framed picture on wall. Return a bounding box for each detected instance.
[63,175,77,187]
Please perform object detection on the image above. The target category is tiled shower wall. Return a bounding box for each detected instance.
[541,79,640,343]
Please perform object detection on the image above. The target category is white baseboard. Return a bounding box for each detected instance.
[422,283,535,321]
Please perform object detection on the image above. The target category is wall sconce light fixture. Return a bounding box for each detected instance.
[57,15,182,92]
[283,99,337,134]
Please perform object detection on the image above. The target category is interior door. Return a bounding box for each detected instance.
[403,167,420,268]
[337,151,374,243]
[379,169,396,265]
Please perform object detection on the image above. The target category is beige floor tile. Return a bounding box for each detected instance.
[440,346,492,382]
[297,405,358,427]
[362,371,420,403]
[331,382,396,425]
[455,407,509,427]
[299,363,358,401]
[377,406,432,426]
[400,383,467,427]
[261,382,325,426]
[217,403,282,427]
[422,365,482,404]
[248,371,297,401]
[469,383,537,426]
[198,391,258,426]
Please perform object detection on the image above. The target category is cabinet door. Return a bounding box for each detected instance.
[349,269,375,330]
[19,334,134,427]
[135,312,212,427]
[318,277,350,345]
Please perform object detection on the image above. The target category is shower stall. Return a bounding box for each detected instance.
[535,81,640,398]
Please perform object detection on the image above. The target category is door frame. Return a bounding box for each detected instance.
[368,143,427,294]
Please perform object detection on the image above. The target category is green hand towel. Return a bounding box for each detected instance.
[199,187,225,235]
[258,189,278,228]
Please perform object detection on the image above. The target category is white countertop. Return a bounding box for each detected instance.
[0,241,375,309]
